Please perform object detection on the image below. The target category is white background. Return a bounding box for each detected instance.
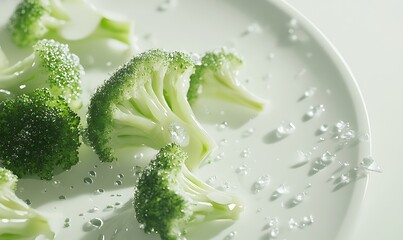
[285,0,403,239]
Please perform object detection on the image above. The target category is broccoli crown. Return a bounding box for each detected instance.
[0,167,55,239]
[134,143,242,240]
[0,39,83,109]
[7,0,51,48]
[0,88,81,180]
[188,49,265,111]
[7,0,133,47]
[87,49,215,169]
[0,167,18,191]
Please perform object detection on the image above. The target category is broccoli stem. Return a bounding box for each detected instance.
[83,17,133,44]
[179,166,242,221]
[0,188,54,239]
[0,54,46,99]
[205,71,264,111]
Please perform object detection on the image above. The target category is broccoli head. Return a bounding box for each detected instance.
[7,0,134,48]
[188,49,265,111]
[134,143,243,240]
[0,88,81,180]
[87,49,216,170]
[0,39,83,109]
[0,167,55,239]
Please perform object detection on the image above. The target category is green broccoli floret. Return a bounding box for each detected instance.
[87,49,216,170]
[134,143,242,240]
[0,39,83,109]
[0,167,55,239]
[7,0,134,48]
[188,49,265,111]
[0,88,81,180]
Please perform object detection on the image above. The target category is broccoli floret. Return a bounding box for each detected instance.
[134,143,242,240]
[87,49,216,170]
[0,88,81,180]
[7,0,134,48]
[0,167,55,239]
[188,49,265,111]
[0,39,83,109]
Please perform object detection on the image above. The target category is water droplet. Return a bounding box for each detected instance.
[266,217,280,227]
[115,180,123,186]
[240,148,250,158]
[65,218,71,223]
[333,121,356,145]
[296,150,310,164]
[360,156,382,173]
[269,227,280,238]
[276,122,296,138]
[89,218,103,229]
[89,171,96,177]
[206,176,217,185]
[157,0,177,11]
[243,22,262,35]
[288,218,299,229]
[84,177,93,184]
[25,199,31,205]
[95,188,105,194]
[88,207,99,213]
[134,152,144,160]
[320,151,336,164]
[319,124,329,133]
[242,128,255,137]
[303,87,317,98]
[64,222,70,228]
[252,175,270,193]
[271,184,290,199]
[117,173,124,179]
[59,195,66,200]
[211,152,224,162]
[292,192,307,205]
[340,173,351,184]
[300,215,314,228]
[235,164,249,175]
[305,105,325,119]
[169,122,189,146]
[217,121,229,131]
[224,231,237,240]
[52,180,61,185]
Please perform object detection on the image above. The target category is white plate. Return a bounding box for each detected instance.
[0,0,371,239]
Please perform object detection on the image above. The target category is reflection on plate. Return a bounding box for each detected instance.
[0,0,371,239]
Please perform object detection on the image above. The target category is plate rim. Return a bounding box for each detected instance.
[271,0,371,239]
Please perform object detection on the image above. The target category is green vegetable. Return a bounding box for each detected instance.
[0,167,55,239]
[0,39,83,109]
[0,89,81,180]
[87,49,215,170]
[7,0,133,48]
[188,49,265,111]
[134,143,243,240]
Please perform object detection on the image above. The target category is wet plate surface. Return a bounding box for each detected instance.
[0,0,373,239]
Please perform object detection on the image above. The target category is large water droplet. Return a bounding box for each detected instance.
[276,122,296,138]
[89,218,103,229]
[169,123,189,146]
[252,175,270,193]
